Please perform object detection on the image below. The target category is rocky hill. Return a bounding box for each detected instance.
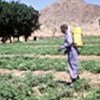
[40,0,100,28]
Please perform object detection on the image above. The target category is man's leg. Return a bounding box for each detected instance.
[68,47,79,82]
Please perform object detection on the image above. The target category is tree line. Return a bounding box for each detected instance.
[0,0,40,43]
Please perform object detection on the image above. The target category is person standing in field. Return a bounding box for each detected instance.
[58,24,80,84]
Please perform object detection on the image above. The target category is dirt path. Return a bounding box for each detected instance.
[23,44,100,48]
[0,54,100,61]
[0,69,100,86]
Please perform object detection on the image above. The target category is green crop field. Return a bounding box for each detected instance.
[0,73,99,100]
[0,57,100,73]
[0,35,100,100]
[0,36,100,55]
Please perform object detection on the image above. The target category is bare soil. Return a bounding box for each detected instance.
[0,54,100,61]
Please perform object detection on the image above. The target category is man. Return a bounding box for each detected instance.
[58,24,79,84]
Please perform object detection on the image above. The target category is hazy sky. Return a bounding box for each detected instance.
[5,0,100,10]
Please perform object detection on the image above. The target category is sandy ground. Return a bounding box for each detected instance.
[0,54,100,61]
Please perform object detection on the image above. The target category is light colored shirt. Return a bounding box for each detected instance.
[60,29,73,49]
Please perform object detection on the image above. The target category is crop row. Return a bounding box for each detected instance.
[0,41,100,55]
[0,73,99,100]
[0,57,100,73]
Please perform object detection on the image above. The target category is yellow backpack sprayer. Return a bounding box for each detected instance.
[72,27,83,47]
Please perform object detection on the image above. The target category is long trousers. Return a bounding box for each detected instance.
[67,46,79,79]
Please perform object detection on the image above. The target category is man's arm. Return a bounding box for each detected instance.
[60,32,73,50]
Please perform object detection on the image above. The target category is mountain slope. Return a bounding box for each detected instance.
[40,0,100,27]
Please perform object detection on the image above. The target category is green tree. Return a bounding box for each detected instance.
[0,0,40,43]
